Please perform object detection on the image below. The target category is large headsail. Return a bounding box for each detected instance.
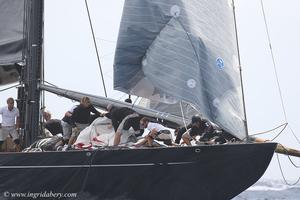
[0,0,25,85]
[114,0,246,139]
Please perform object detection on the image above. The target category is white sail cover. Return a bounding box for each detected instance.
[0,0,25,85]
[114,0,246,139]
[74,117,115,148]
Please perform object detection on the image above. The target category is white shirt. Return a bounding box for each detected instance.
[0,106,20,126]
[68,105,77,113]
[146,122,166,132]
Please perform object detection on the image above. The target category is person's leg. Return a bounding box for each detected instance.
[9,127,21,152]
[182,131,192,146]
[61,121,72,142]
[113,132,121,146]
[113,115,133,146]
[157,130,173,146]
[146,135,155,147]
[13,139,21,152]
[75,123,89,133]
[175,127,186,144]
[68,127,80,147]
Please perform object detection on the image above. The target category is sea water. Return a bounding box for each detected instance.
[233,179,300,200]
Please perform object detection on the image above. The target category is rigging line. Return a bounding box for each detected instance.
[249,122,287,136]
[0,83,21,92]
[99,51,115,59]
[260,0,287,122]
[232,0,249,138]
[270,124,288,141]
[42,80,58,87]
[276,153,300,186]
[179,101,188,130]
[288,125,300,144]
[95,37,116,44]
[84,0,107,97]
[260,0,300,144]
[132,96,139,108]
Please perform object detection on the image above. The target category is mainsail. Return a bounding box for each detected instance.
[114,0,247,139]
[0,0,25,85]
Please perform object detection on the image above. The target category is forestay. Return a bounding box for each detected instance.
[114,0,246,139]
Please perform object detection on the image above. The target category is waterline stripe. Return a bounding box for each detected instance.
[0,161,194,169]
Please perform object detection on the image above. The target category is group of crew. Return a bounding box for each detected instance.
[0,96,236,151]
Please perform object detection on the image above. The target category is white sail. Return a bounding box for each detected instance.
[114,0,246,139]
[0,0,25,85]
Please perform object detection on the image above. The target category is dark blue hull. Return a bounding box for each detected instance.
[0,143,276,200]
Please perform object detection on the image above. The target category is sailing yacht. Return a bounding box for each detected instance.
[0,0,280,199]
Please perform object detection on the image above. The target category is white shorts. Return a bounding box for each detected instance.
[61,121,72,140]
[156,130,172,140]
[0,126,19,141]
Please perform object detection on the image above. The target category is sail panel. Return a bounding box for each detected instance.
[0,0,25,85]
[114,0,246,139]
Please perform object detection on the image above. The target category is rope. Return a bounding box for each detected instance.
[260,0,300,144]
[179,101,188,130]
[289,125,300,144]
[276,153,300,185]
[95,37,116,44]
[270,124,288,141]
[84,0,107,97]
[0,84,21,92]
[260,0,288,122]
[243,123,287,142]
[42,80,58,87]
[249,123,287,137]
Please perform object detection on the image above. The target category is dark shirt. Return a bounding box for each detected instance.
[189,119,212,137]
[62,115,74,126]
[45,119,63,135]
[110,107,136,131]
[72,104,100,124]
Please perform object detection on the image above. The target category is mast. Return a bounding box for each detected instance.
[23,0,44,146]
[232,0,249,140]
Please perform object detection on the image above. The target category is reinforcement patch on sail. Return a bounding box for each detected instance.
[114,0,246,139]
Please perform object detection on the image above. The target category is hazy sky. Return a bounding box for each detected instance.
[0,0,299,181]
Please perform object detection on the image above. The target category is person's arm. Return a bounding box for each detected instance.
[15,108,20,129]
[148,128,158,138]
[65,111,72,117]
[90,105,102,116]
[16,117,20,129]
[65,105,76,117]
